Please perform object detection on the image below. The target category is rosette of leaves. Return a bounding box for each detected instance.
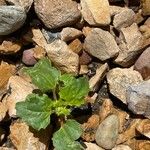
[16,58,89,150]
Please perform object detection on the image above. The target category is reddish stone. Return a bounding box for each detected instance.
[79,51,92,65]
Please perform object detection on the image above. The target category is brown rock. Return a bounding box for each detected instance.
[84,142,104,150]
[134,9,144,24]
[0,0,6,5]
[45,40,79,75]
[10,121,51,150]
[79,65,88,75]
[107,68,143,104]
[134,47,150,80]
[114,23,144,67]
[0,102,7,122]
[141,0,150,16]
[60,27,82,42]
[34,0,81,29]
[113,8,135,30]
[33,46,46,60]
[79,51,92,65]
[0,128,5,143]
[0,38,22,54]
[137,140,150,150]
[81,0,110,26]
[84,28,119,61]
[82,26,92,37]
[5,76,35,117]
[68,39,82,54]
[136,119,150,139]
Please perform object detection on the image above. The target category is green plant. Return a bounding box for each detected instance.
[16,58,89,150]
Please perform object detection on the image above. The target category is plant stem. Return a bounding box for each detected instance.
[53,89,57,100]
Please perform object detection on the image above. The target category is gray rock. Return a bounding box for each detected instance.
[0,6,26,35]
[95,115,119,149]
[127,80,150,119]
[84,28,119,61]
[34,0,81,29]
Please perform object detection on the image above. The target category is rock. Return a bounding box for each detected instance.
[114,23,144,67]
[95,115,119,149]
[84,28,119,61]
[68,39,83,54]
[6,0,33,12]
[34,0,80,29]
[0,128,5,143]
[81,0,110,26]
[136,119,150,139]
[82,26,92,37]
[89,63,108,90]
[134,47,150,80]
[0,148,15,150]
[79,65,88,75]
[0,102,7,122]
[10,121,51,150]
[45,40,79,75]
[60,27,82,42]
[22,49,37,66]
[110,6,127,16]
[0,6,26,35]
[113,8,135,30]
[134,9,144,24]
[112,145,132,150]
[137,140,150,150]
[127,80,150,119]
[5,76,35,117]
[82,115,100,142]
[84,142,104,150]
[33,46,46,60]
[0,62,16,99]
[0,0,6,5]
[79,51,92,65]
[0,38,22,54]
[107,68,143,104]
[141,0,150,16]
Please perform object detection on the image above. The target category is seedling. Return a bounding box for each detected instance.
[16,58,89,150]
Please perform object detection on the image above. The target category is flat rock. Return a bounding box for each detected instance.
[5,76,35,117]
[84,28,119,61]
[95,114,119,149]
[0,6,26,35]
[114,23,144,67]
[6,0,33,12]
[60,27,82,42]
[84,142,104,150]
[34,0,80,29]
[112,145,132,150]
[107,68,143,104]
[141,0,150,16]
[113,8,135,30]
[134,47,150,80]
[10,121,51,150]
[45,40,79,75]
[127,80,150,119]
[81,0,110,26]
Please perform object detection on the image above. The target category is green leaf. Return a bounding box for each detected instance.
[52,120,84,150]
[24,58,61,92]
[59,76,89,106]
[16,93,53,130]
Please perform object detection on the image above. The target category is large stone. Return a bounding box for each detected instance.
[95,115,119,149]
[114,23,144,67]
[45,40,79,75]
[113,8,135,30]
[6,0,33,12]
[127,80,150,119]
[141,0,150,16]
[0,6,26,35]
[81,0,110,26]
[107,68,143,104]
[34,0,80,29]
[84,28,119,61]
[134,47,150,80]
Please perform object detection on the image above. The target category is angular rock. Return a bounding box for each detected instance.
[110,6,127,16]
[33,46,46,60]
[114,23,144,67]
[79,65,88,75]
[84,28,119,61]
[113,8,135,30]
[134,47,150,80]
[6,0,33,12]
[112,145,132,150]
[107,68,143,104]
[95,115,119,149]
[34,0,80,29]
[82,26,92,37]
[45,40,79,74]
[79,51,92,65]
[60,27,82,42]
[5,76,35,117]
[84,142,104,150]
[0,6,26,35]
[127,80,150,119]
[0,102,7,122]
[141,0,150,16]
[81,0,110,26]
[10,121,51,150]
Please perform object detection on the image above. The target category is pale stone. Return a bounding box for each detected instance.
[85,142,104,150]
[112,145,132,150]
